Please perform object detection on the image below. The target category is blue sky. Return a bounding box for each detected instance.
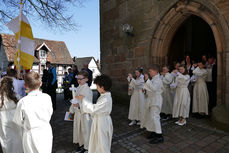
[4,0,100,60]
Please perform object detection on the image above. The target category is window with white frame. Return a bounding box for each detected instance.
[40,50,47,58]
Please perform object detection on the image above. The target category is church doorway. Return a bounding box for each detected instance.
[167,15,217,112]
[150,0,229,130]
[168,15,217,65]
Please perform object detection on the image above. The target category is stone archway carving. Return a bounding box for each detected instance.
[150,0,229,106]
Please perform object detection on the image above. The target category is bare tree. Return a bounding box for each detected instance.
[0,0,85,31]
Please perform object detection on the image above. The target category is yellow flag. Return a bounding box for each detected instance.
[6,13,35,69]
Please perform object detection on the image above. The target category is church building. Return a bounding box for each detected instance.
[100,0,229,130]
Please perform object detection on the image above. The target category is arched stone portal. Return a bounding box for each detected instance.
[150,0,229,130]
[168,15,216,65]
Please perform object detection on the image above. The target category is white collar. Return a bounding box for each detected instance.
[28,90,41,96]
[152,74,160,79]
[79,83,88,87]
[100,92,111,96]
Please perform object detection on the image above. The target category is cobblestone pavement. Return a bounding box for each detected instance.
[1,93,229,153]
[52,93,229,153]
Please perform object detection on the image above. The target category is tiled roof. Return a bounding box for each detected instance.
[1,34,74,65]
[74,56,95,70]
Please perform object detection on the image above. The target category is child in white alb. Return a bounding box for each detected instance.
[69,71,93,153]
[171,65,190,126]
[75,74,113,153]
[0,77,23,153]
[141,65,164,144]
[192,61,209,116]
[161,65,173,120]
[13,71,53,153]
[127,68,145,126]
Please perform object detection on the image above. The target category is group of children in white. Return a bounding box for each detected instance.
[0,68,113,153]
[127,56,214,144]
[0,54,215,152]
[69,71,113,153]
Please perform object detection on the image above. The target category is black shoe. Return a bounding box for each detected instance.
[161,116,169,121]
[160,113,166,118]
[149,137,164,144]
[75,146,83,153]
[147,132,156,139]
[80,149,88,153]
[166,114,172,120]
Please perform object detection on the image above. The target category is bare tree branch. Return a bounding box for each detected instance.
[0,0,86,31]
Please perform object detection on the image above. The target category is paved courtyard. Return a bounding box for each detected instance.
[1,93,229,153]
[52,93,229,153]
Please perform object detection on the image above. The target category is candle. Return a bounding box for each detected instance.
[71,84,76,98]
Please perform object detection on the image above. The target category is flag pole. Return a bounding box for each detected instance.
[16,0,23,78]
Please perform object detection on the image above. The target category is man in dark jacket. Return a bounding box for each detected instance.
[211,57,217,111]
[82,63,93,87]
[70,65,79,87]
[46,61,57,110]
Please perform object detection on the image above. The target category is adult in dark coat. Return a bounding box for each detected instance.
[82,63,93,87]
[211,58,217,111]
[46,61,57,110]
[206,55,217,113]
[41,69,49,94]
[185,55,194,77]
[70,65,79,87]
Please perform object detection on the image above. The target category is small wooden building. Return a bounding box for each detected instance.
[0,34,74,86]
[73,56,101,89]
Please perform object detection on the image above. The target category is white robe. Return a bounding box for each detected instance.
[82,92,113,153]
[192,67,209,115]
[13,91,53,153]
[161,73,173,114]
[69,83,93,149]
[128,75,145,121]
[170,72,180,101]
[172,74,190,118]
[0,96,23,153]
[141,74,163,134]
